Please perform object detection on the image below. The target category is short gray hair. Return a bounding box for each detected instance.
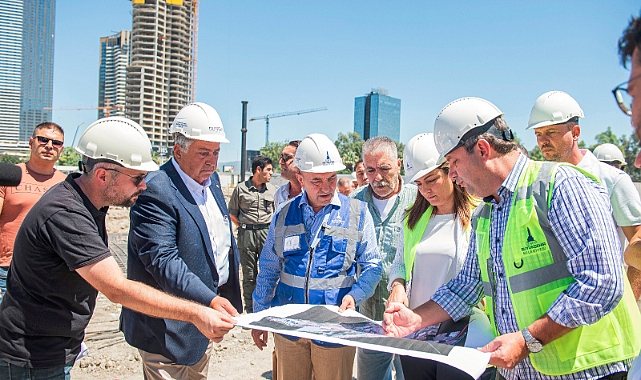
[173,133,194,153]
[362,136,398,163]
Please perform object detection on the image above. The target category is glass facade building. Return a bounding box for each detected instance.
[354,90,401,142]
[0,0,24,141]
[99,30,130,119]
[19,0,55,141]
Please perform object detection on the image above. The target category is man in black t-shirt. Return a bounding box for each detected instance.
[0,118,238,379]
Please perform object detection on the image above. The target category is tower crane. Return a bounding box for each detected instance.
[249,107,327,145]
[43,99,124,118]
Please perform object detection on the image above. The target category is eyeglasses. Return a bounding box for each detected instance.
[34,135,64,147]
[612,73,641,116]
[279,153,294,162]
[105,168,146,186]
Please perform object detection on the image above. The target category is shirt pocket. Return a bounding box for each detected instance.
[326,238,348,271]
[263,193,275,212]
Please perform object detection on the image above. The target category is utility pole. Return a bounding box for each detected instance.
[240,101,248,182]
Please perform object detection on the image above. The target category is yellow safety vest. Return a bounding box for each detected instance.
[476,161,641,376]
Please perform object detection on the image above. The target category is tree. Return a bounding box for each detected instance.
[0,154,24,164]
[56,147,82,167]
[259,141,288,172]
[587,127,641,181]
[334,132,363,173]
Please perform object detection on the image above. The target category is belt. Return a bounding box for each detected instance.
[240,223,270,230]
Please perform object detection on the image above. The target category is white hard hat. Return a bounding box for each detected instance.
[75,117,159,171]
[593,143,626,164]
[169,102,229,143]
[527,91,584,130]
[294,133,346,173]
[404,133,442,183]
[434,97,505,157]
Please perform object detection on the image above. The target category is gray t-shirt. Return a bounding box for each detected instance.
[0,173,112,368]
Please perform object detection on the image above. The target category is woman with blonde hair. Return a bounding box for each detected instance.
[387,133,494,380]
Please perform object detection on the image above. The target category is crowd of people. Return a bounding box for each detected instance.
[0,12,640,380]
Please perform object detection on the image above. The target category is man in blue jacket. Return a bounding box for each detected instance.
[251,133,382,380]
[121,103,242,379]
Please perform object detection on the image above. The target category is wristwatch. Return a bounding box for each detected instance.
[521,328,543,353]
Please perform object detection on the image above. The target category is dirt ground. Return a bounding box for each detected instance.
[69,207,275,380]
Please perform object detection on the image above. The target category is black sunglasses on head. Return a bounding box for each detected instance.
[34,135,64,147]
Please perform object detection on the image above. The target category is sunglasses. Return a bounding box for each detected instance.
[279,153,295,162]
[35,135,64,147]
[104,168,146,186]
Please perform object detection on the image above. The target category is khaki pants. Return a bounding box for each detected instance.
[274,334,355,380]
[238,227,268,313]
[139,343,212,380]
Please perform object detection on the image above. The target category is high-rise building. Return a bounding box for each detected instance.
[98,30,131,119]
[20,0,55,141]
[126,0,197,156]
[0,0,23,142]
[0,0,55,143]
[354,88,401,142]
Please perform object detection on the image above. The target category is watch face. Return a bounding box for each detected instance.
[528,341,543,353]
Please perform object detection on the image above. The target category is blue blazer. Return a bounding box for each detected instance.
[120,160,242,365]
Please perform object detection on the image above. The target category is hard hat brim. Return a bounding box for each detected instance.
[298,163,346,173]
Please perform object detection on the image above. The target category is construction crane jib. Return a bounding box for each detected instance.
[249,107,327,144]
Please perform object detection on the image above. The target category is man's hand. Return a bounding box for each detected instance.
[386,283,408,307]
[338,295,356,312]
[382,302,421,337]
[251,329,269,350]
[192,307,236,343]
[210,296,239,316]
[478,331,529,369]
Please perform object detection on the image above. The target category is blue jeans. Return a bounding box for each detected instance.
[357,348,405,380]
[0,266,9,300]
[0,359,73,380]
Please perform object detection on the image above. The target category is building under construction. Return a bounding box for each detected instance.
[126,0,198,156]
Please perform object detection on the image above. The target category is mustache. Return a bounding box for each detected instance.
[372,180,392,188]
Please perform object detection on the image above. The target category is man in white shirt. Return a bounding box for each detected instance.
[274,140,303,207]
[527,90,641,300]
[122,103,242,379]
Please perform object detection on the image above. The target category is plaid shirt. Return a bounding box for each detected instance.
[432,154,631,380]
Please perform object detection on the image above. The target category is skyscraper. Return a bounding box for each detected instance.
[20,0,55,141]
[354,88,401,142]
[0,0,23,142]
[98,30,131,119]
[126,0,197,156]
[0,0,54,143]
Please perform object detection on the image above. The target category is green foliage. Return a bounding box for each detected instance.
[56,147,82,167]
[259,141,288,172]
[528,146,545,161]
[0,154,24,164]
[334,132,363,173]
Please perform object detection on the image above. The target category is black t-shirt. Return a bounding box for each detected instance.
[0,173,112,368]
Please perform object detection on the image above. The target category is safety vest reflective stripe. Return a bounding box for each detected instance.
[325,200,363,273]
[509,261,570,294]
[279,271,357,289]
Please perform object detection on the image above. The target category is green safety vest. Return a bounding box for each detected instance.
[403,205,434,282]
[476,160,641,376]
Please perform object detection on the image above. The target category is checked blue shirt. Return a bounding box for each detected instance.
[431,154,632,380]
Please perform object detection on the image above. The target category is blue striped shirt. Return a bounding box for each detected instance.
[431,154,630,380]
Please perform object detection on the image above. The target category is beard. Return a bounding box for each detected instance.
[104,180,142,207]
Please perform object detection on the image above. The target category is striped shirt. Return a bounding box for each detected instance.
[431,154,630,380]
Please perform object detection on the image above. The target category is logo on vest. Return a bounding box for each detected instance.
[521,227,547,255]
[330,213,343,226]
[322,151,335,166]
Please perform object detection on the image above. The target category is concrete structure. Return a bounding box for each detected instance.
[126,0,197,158]
[354,88,401,142]
[0,0,55,143]
[98,30,131,119]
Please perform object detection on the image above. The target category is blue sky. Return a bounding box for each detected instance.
[53,1,640,163]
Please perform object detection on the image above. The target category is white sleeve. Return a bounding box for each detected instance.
[610,173,641,227]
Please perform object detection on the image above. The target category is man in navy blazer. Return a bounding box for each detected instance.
[121,103,242,379]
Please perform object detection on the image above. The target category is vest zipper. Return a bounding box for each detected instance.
[304,247,314,303]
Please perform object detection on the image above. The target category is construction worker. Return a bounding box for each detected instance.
[0,117,237,379]
[528,90,641,300]
[273,140,302,207]
[337,176,353,196]
[251,133,382,380]
[383,97,641,379]
[617,15,641,379]
[122,103,242,378]
[593,143,627,170]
